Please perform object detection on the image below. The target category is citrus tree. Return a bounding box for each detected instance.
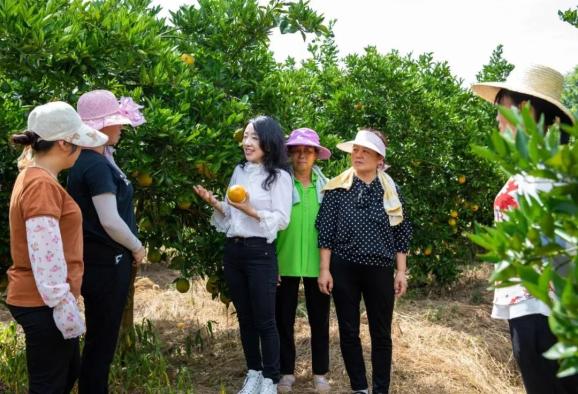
[470,106,578,376]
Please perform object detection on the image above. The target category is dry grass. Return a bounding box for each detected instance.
[131,263,524,394]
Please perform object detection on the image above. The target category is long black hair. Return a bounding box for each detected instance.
[495,89,573,144]
[242,115,290,190]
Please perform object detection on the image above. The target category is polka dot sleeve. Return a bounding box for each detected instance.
[315,189,340,249]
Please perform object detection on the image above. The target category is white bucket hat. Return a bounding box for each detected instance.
[337,129,386,157]
[471,64,575,123]
[28,101,108,148]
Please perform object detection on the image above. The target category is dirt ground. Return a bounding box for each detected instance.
[129,263,523,394]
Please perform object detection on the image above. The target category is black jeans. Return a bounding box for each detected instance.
[223,237,280,383]
[276,276,330,375]
[8,305,80,394]
[330,254,395,393]
[79,252,132,394]
[509,314,578,394]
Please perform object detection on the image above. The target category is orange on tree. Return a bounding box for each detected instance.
[233,128,244,143]
[147,248,162,263]
[450,210,458,218]
[457,175,466,184]
[448,218,457,227]
[471,204,479,212]
[424,246,433,256]
[177,196,192,210]
[180,53,195,65]
[227,184,247,203]
[136,172,153,187]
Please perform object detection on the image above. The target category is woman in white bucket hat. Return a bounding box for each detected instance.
[316,128,412,394]
[7,102,107,393]
[472,64,578,394]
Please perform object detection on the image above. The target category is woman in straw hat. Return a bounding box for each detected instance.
[7,102,108,393]
[67,90,146,394]
[316,129,412,394]
[276,128,332,393]
[472,64,578,394]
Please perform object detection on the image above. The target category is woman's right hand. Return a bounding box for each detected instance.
[318,269,333,295]
[193,185,219,208]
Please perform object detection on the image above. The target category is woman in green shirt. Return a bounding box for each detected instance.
[276,128,332,393]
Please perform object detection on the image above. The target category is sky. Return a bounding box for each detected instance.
[151,0,578,83]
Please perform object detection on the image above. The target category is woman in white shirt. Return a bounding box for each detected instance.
[472,65,578,394]
[194,115,293,394]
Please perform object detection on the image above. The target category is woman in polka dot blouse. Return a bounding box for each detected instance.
[315,129,412,394]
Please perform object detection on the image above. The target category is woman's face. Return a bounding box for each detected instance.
[101,124,123,146]
[496,95,517,136]
[242,123,264,164]
[350,144,382,173]
[289,145,317,174]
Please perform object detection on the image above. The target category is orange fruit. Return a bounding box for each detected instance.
[450,210,458,218]
[354,102,364,111]
[471,204,479,212]
[147,249,162,263]
[177,196,192,210]
[458,175,466,184]
[424,246,432,256]
[175,277,190,293]
[227,185,247,203]
[448,218,457,226]
[136,172,153,187]
[233,128,244,143]
[180,53,195,65]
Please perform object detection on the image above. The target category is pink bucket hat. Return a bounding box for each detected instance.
[286,128,331,160]
[77,90,146,130]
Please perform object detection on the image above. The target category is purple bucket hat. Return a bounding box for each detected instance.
[77,90,146,131]
[286,128,331,160]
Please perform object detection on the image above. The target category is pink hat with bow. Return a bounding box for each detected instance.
[286,128,331,160]
[77,90,146,130]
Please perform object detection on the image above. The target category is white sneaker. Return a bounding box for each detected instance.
[238,370,263,394]
[277,374,295,392]
[259,378,278,394]
[313,375,331,393]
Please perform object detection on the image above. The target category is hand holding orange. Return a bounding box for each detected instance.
[227,185,247,203]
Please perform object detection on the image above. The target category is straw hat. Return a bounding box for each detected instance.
[471,64,574,123]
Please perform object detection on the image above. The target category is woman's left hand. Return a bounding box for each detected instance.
[228,192,259,219]
[394,271,408,298]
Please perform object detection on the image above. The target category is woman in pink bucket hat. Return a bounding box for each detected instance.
[66,89,146,394]
[276,128,332,393]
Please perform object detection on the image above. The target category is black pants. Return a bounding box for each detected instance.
[509,314,578,394]
[276,276,330,375]
[79,252,132,394]
[223,237,280,383]
[330,254,395,393]
[8,305,80,394]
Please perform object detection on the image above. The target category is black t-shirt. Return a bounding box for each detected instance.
[67,149,137,264]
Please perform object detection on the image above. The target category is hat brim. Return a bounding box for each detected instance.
[337,140,384,157]
[63,123,109,148]
[286,141,332,160]
[82,114,133,130]
[471,82,575,124]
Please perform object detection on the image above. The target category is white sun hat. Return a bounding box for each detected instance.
[337,129,386,157]
[471,64,574,123]
[27,101,108,148]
